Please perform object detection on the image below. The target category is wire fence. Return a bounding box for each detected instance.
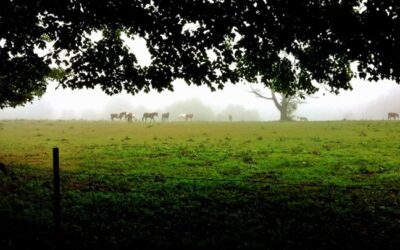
[2,148,400,249]
[7,164,400,192]
[4,162,400,215]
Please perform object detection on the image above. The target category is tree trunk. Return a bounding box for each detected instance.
[273,92,291,121]
[280,100,290,121]
[252,89,295,122]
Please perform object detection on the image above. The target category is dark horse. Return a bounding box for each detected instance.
[110,113,119,120]
[142,112,158,122]
[119,112,127,120]
[388,112,399,120]
[161,112,169,122]
[126,113,134,123]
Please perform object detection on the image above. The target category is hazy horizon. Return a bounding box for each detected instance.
[1,78,400,121]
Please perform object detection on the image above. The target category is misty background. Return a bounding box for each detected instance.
[1,78,400,121]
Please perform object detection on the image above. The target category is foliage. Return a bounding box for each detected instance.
[248,57,315,121]
[1,1,400,107]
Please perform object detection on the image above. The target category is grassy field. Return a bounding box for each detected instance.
[1,120,400,185]
[1,120,400,249]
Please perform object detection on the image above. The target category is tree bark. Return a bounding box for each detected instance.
[272,91,290,121]
[280,100,289,121]
[270,91,282,110]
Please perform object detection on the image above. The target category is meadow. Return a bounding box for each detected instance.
[1,120,400,249]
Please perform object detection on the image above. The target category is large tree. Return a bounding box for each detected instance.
[250,87,305,122]
[1,0,399,108]
[248,57,313,121]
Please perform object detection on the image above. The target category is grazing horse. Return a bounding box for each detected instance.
[297,116,308,121]
[161,112,170,122]
[142,112,158,122]
[119,112,127,120]
[127,113,137,123]
[178,113,194,121]
[110,113,119,120]
[185,113,194,121]
[388,112,399,120]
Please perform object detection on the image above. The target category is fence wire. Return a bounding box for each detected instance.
[5,165,400,192]
[3,165,400,212]
[2,164,400,250]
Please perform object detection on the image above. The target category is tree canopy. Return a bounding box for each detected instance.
[1,0,399,108]
[249,58,309,121]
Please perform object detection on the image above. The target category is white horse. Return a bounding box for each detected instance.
[178,113,193,121]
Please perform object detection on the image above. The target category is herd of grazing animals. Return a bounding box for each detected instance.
[111,111,400,122]
[110,112,137,121]
[111,112,194,122]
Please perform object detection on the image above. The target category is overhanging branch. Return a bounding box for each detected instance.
[249,85,273,100]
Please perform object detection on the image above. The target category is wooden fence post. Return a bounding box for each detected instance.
[53,147,61,248]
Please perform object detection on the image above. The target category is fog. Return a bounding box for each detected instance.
[358,87,400,120]
[1,78,400,121]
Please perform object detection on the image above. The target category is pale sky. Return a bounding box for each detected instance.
[1,35,400,121]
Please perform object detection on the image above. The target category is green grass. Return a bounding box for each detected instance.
[1,120,400,249]
[1,120,400,186]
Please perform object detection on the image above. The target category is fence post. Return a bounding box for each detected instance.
[53,147,61,249]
